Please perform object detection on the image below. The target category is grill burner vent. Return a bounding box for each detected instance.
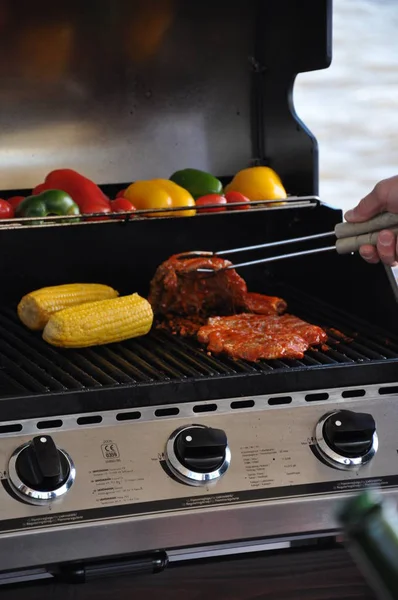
[0,382,396,440]
[305,393,329,402]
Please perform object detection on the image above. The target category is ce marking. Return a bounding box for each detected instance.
[101,442,120,459]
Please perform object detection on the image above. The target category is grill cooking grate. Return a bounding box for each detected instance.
[0,291,398,400]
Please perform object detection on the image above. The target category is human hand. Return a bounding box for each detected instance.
[345,175,398,266]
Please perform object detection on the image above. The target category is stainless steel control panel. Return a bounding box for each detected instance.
[0,392,396,533]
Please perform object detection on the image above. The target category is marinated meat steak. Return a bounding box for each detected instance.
[149,254,327,360]
[149,254,286,335]
[197,314,327,361]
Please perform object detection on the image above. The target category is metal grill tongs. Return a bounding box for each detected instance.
[178,212,398,274]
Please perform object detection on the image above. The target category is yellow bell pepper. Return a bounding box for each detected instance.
[124,179,196,217]
[224,167,287,202]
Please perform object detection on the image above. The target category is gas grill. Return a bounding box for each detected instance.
[0,0,397,589]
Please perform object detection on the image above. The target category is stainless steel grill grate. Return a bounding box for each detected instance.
[0,290,397,401]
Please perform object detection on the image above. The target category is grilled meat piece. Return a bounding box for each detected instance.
[197,313,327,361]
[149,254,247,317]
[243,292,287,315]
[149,254,286,335]
[156,314,208,337]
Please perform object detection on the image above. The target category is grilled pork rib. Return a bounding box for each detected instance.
[149,253,326,360]
[148,254,286,334]
[198,314,327,361]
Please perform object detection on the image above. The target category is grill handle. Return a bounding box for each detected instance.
[55,551,169,584]
[336,227,398,254]
[335,212,398,239]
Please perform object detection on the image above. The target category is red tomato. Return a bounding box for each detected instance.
[195,194,227,213]
[116,189,127,199]
[0,199,14,219]
[7,196,25,209]
[111,198,136,215]
[224,191,250,210]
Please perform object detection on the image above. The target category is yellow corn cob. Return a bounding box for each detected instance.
[18,284,119,331]
[43,293,153,348]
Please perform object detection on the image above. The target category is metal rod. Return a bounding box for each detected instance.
[216,231,334,256]
[197,245,336,272]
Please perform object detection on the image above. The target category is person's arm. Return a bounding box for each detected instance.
[345,175,398,266]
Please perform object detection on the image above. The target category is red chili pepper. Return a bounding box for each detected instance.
[7,196,25,209]
[116,189,127,199]
[0,199,14,219]
[34,169,111,215]
[112,198,136,213]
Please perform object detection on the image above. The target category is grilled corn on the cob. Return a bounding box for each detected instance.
[18,284,119,331]
[43,293,153,348]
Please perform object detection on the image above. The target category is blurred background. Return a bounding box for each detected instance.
[294,0,398,212]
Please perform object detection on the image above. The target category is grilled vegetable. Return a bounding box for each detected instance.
[33,169,111,215]
[153,179,196,217]
[18,283,119,331]
[195,194,227,213]
[43,293,153,348]
[124,179,195,217]
[170,168,223,199]
[7,196,25,210]
[0,199,14,219]
[224,191,250,210]
[111,198,136,214]
[16,190,80,219]
[224,167,287,202]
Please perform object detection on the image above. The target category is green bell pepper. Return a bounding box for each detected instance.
[16,190,80,220]
[169,168,223,199]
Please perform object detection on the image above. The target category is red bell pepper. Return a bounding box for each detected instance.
[33,169,111,215]
[32,183,47,196]
[7,196,25,210]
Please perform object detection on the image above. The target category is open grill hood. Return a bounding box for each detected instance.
[0,0,396,422]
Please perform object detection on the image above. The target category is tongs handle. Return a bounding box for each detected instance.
[335,212,398,239]
[336,227,398,254]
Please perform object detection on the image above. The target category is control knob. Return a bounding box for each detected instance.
[315,410,378,470]
[8,435,75,504]
[165,425,231,486]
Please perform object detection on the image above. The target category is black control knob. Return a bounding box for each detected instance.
[16,436,69,491]
[8,436,75,503]
[323,410,375,457]
[316,410,378,470]
[174,426,227,473]
[166,425,231,485]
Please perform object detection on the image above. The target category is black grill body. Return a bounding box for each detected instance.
[0,203,397,420]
